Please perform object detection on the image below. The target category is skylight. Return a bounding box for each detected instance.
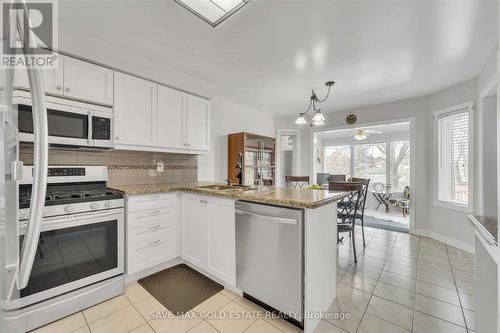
[175,0,248,27]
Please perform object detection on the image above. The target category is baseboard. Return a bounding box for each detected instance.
[414,229,475,253]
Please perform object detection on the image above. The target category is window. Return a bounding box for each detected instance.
[435,102,473,210]
[354,144,387,185]
[324,145,351,178]
[390,141,411,192]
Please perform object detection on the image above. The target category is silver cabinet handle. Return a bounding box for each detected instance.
[149,209,161,215]
[87,111,93,145]
[16,0,49,289]
[56,85,62,90]
[147,225,162,231]
[235,209,297,225]
[65,87,70,92]
[115,136,119,140]
[149,240,161,246]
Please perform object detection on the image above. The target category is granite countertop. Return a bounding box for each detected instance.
[110,182,348,209]
[468,215,497,247]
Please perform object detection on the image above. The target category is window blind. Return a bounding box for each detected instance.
[437,108,470,206]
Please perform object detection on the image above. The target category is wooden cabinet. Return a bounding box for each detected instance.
[114,72,158,147]
[14,54,113,105]
[126,193,179,274]
[181,193,236,285]
[63,57,114,105]
[185,95,210,151]
[157,85,185,149]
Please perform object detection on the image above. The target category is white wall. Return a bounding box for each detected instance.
[198,98,275,182]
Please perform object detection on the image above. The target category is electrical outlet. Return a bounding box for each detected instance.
[157,161,164,173]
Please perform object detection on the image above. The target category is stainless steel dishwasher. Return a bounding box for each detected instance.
[235,201,304,324]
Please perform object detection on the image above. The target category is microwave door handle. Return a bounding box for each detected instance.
[88,111,93,146]
[16,1,49,290]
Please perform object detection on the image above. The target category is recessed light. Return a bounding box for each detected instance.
[174,0,248,27]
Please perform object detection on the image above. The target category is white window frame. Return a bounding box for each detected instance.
[433,101,474,212]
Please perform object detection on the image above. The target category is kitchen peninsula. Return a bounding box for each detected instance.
[113,183,347,333]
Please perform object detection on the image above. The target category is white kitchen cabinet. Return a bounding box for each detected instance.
[181,193,235,285]
[114,72,158,147]
[126,193,179,274]
[185,94,210,151]
[63,57,114,105]
[157,85,185,149]
[14,55,64,95]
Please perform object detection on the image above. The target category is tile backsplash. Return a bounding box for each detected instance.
[19,147,198,186]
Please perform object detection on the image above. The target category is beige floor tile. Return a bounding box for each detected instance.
[82,295,130,323]
[416,280,460,306]
[451,260,474,273]
[220,288,240,300]
[194,293,232,315]
[419,254,450,267]
[452,269,474,283]
[348,264,382,280]
[130,323,155,333]
[265,318,302,333]
[413,311,467,333]
[134,296,169,321]
[324,300,363,333]
[458,293,475,311]
[419,246,448,258]
[89,305,146,333]
[336,284,371,311]
[463,309,475,331]
[418,261,453,277]
[30,312,87,333]
[389,248,419,260]
[455,279,475,295]
[366,296,413,330]
[362,248,390,260]
[357,313,409,333]
[233,296,267,314]
[414,294,465,327]
[125,283,151,303]
[383,262,417,279]
[71,326,91,333]
[387,254,418,269]
[339,272,378,294]
[206,301,257,333]
[187,320,219,333]
[379,271,417,292]
[374,281,416,308]
[245,319,284,333]
[355,256,387,270]
[417,270,456,290]
[312,320,348,333]
[149,311,202,333]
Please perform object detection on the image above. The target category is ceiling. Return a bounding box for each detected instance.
[59,0,498,116]
[315,122,410,142]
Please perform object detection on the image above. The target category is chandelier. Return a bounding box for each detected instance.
[295,81,335,127]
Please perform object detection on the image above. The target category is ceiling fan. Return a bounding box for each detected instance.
[352,128,383,140]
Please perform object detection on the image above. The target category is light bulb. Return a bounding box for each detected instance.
[295,115,307,125]
[312,111,325,122]
[354,131,367,140]
[313,118,325,126]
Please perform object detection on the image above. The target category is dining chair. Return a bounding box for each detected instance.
[349,177,370,246]
[285,176,310,188]
[329,181,364,263]
[328,174,346,182]
[316,173,330,185]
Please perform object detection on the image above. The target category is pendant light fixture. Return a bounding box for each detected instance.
[295,81,335,127]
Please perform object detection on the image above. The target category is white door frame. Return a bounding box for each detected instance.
[275,129,301,187]
[311,118,416,234]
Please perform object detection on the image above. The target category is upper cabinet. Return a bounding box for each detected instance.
[114,72,157,147]
[63,57,114,105]
[157,85,185,150]
[185,95,210,151]
[13,54,114,106]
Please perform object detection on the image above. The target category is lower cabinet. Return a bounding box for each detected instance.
[126,193,179,274]
[181,193,236,286]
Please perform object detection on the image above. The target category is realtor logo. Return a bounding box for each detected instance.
[1,0,58,68]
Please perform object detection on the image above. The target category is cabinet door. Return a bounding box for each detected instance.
[157,85,185,149]
[63,57,114,105]
[181,194,208,267]
[114,72,157,146]
[185,94,209,151]
[207,198,236,285]
[13,55,64,95]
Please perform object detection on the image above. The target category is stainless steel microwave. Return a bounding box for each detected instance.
[14,94,114,149]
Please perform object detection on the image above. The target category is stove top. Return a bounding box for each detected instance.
[19,183,123,209]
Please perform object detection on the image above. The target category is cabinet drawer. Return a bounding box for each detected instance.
[128,223,175,245]
[128,208,176,229]
[128,193,177,213]
[127,233,177,274]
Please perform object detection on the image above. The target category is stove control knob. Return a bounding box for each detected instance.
[64,205,74,213]
[105,202,113,208]
[90,203,99,210]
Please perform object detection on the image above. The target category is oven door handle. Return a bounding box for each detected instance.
[87,111,93,146]
[16,1,49,290]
